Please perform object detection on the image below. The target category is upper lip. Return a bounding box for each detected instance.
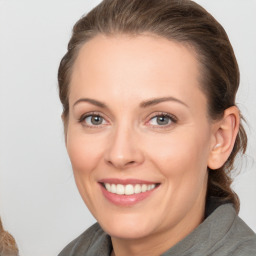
[98,178,159,185]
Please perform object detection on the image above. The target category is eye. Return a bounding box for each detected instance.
[79,114,108,127]
[147,113,177,127]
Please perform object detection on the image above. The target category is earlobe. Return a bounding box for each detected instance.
[208,106,240,170]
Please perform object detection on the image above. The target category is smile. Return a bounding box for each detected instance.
[103,183,157,195]
[99,179,160,206]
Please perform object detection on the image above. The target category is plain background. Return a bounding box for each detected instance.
[0,0,255,255]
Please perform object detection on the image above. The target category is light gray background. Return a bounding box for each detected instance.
[0,1,255,255]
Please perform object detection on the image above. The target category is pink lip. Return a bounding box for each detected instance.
[98,180,159,207]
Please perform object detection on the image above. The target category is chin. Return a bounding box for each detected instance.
[97,213,157,240]
[104,225,153,240]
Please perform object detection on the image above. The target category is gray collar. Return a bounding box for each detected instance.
[85,203,237,256]
[161,203,236,255]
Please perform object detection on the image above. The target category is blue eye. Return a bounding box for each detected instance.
[148,114,176,126]
[81,115,107,126]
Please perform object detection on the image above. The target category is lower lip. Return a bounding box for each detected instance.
[100,185,157,206]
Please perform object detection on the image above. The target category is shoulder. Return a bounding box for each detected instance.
[220,214,256,255]
[209,204,256,256]
[162,203,256,256]
[58,223,112,256]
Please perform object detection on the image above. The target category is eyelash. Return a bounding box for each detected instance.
[146,112,178,129]
[78,111,178,129]
[78,112,108,128]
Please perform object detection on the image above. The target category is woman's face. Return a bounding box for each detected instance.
[66,35,215,242]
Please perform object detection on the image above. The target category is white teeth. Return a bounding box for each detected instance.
[104,183,156,195]
[134,184,142,194]
[125,184,134,195]
[141,184,147,192]
[149,184,155,190]
[116,184,125,195]
[106,183,111,191]
[110,184,116,193]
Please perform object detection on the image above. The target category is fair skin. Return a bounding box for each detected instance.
[65,34,239,256]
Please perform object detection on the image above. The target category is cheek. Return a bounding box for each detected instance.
[149,130,210,220]
[65,129,107,212]
[66,129,104,176]
[146,127,211,188]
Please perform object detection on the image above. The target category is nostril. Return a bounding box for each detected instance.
[126,161,136,166]
[106,159,137,169]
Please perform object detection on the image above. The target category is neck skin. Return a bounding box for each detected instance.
[110,191,206,256]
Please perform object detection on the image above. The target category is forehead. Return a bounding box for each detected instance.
[69,34,207,111]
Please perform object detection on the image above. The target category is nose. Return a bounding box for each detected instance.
[104,124,144,170]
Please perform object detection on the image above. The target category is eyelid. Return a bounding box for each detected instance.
[78,111,110,127]
[145,112,178,128]
[78,111,178,129]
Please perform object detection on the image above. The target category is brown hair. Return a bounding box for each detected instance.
[58,0,247,212]
[0,218,19,256]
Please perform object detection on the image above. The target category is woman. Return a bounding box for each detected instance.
[58,0,256,255]
[0,218,19,256]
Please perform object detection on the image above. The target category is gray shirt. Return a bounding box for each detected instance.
[58,203,256,256]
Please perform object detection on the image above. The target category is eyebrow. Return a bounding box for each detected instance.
[140,97,188,108]
[73,98,107,109]
[73,96,188,109]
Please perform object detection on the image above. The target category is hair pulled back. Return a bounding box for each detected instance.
[58,0,247,212]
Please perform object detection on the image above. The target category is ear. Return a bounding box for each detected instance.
[208,106,240,170]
